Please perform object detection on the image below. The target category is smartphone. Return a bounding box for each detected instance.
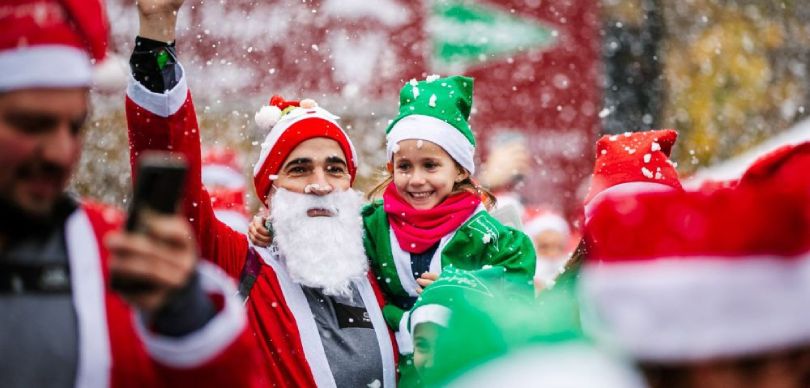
[112,151,188,294]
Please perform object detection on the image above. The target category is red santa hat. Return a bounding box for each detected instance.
[581,183,810,363]
[583,129,682,220]
[0,0,108,91]
[252,96,358,206]
[522,207,570,240]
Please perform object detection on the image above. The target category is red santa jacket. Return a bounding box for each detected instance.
[64,201,264,387]
[125,66,397,388]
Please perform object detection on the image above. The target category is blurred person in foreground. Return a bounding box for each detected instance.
[0,0,263,387]
[409,266,645,388]
[581,142,810,388]
[126,0,396,386]
[201,147,250,234]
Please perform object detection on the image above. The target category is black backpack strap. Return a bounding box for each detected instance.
[237,247,263,302]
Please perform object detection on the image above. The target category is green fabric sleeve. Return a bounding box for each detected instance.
[490,225,537,279]
[383,304,407,330]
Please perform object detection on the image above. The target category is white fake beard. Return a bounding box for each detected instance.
[270,188,368,298]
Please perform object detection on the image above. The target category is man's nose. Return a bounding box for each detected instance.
[307,169,334,196]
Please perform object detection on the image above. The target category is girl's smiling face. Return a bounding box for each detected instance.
[392,139,468,209]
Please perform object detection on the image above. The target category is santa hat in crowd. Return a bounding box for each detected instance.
[522,207,571,240]
[583,129,682,220]
[581,181,810,363]
[386,75,477,174]
[202,147,250,232]
[252,95,358,205]
[0,0,108,91]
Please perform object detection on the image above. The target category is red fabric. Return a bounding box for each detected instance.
[383,183,481,253]
[584,129,682,205]
[209,188,247,213]
[738,141,810,193]
[1,0,107,60]
[585,184,810,262]
[76,204,266,388]
[253,117,356,206]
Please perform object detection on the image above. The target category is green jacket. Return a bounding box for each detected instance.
[361,200,536,330]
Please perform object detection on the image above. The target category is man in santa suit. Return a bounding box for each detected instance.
[126,1,397,387]
[0,0,266,387]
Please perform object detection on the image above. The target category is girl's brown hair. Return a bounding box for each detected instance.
[366,164,497,210]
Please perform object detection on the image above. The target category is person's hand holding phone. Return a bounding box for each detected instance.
[105,210,197,314]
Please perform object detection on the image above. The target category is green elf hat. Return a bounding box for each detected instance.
[386,75,477,174]
[408,265,530,335]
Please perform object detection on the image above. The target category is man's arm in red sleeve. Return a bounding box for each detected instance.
[125,40,249,279]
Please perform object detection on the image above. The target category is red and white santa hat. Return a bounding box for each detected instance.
[581,182,810,363]
[522,207,570,240]
[583,129,682,221]
[0,0,108,92]
[202,147,246,191]
[252,96,358,206]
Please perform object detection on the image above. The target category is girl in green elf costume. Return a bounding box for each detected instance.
[361,74,536,338]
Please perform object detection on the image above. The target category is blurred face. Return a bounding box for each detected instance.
[392,139,468,210]
[413,322,443,376]
[533,230,567,259]
[272,138,351,216]
[0,88,88,216]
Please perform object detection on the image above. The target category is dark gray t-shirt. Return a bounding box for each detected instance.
[302,284,384,388]
[0,226,77,388]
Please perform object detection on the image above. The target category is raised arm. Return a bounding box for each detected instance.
[126,0,249,278]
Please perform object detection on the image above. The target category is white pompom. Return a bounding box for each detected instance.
[92,55,129,92]
[254,105,282,130]
[299,98,318,108]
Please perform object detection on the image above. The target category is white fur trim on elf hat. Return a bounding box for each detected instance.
[387,114,476,174]
[409,304,452,334]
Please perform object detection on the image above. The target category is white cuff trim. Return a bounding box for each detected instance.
[387,114,476,174]
[126,63,189,118]
[134,261,247,368]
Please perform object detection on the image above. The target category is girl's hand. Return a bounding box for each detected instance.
[416,272,439,294]
[248,214,273,247]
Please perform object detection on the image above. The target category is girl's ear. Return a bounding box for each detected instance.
[386,162,394,173]
[455,168,470,183]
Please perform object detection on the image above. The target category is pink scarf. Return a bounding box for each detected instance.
[383,183,481,254]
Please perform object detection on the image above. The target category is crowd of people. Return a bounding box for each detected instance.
[1,0,808,387]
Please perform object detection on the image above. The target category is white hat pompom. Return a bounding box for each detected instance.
[254,105,282,131]
[299,98,318,108]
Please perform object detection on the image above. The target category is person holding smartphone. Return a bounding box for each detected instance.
[0,1,264,387]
